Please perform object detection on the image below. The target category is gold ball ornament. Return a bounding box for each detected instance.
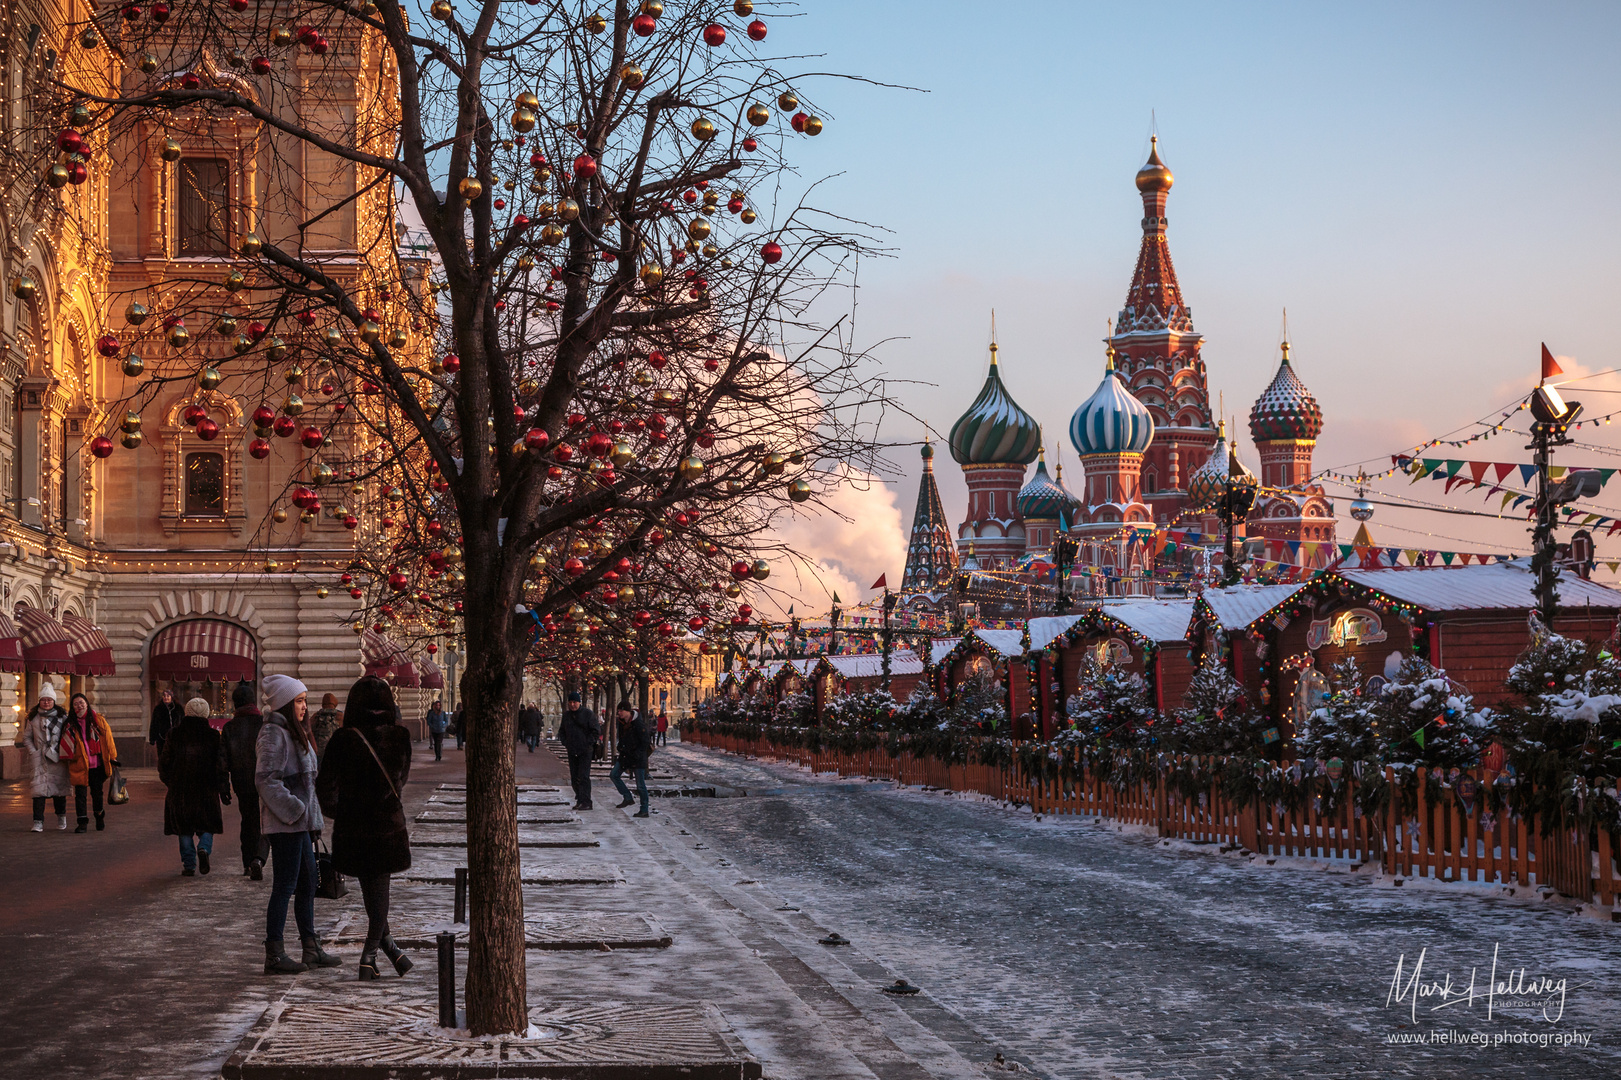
[556,198,580,222]
[239,232,263,256]
[120,411,143,433]
[388,328,408,349]
[264,559,281,573]
[788,477,812,502]
[690,117,717,142]
[282,392,304,416]
[323,327,344,348]
[233,334,254,355]
[678,456,705,481]
[430,0,453,20]
[167,324,190,349]
[511,107,537,133]
[224,270,246,293]
[160,138,183,162]
[457,176,483,200]
[11,275,38,302]
[315,586,329,599]
[778,91,798,111]
[516,91,540,110]
[610,440,635,467]
[803,116,824,136]
[725,582,742,599]
[586,12,607,33]
[734,0,754,14]
[197,366,223,391]
[739,208,757,224]
[121,431,143,450]
[641,1,663,15]
[47,165,70,189]
[266,336,289,360]
[751,558,770,580]
[121,355,144,378]
[639,264,664,288]
[271,27,294,46]
[272,508,288,523]
[311,462,335,487]
[138,53,159,74]
[216,315,239,337]
[125,302,149,325]
[619,64,645,89]
[764,451,787,475]
[747,103,770,126]
[687,218,711,241]
[541,224,566,246]
[285,364,305,385]
[359,320,381,342]
[701,243,718,259]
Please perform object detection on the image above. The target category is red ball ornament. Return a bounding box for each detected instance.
[703,23,726,46]
[247,321,268,340]
[760,241,783,263]
[182,403,208,426]
[292,487,318,509]
[737,604,753,619]
[343,515,358,529]
[632,13,656,35]
[552,442,575,462]
[546,465,563,480]
[252,404,276,427]
[90,436,115,459]
[299,426,325,449]
[427,643,438,655]
[427,520,444,537]
[350,588,364,599]
[564,557,585,577]
[524,428,550,451]
[742,137,758,152]
[96,335,120,357]
[441,353,460,373]
[251,57,272,75]
[248,438,271,459]
[273,415,297,438]
[340,573,353,584]
[573,153,598,179]
[791,111,809,133]
[688,616,707,632]
[730,560,751,581]
[388,572,409,592]
[747,18,766,40]
[703,357,720,372]
[196,418,220,441]
[658,622,675,637]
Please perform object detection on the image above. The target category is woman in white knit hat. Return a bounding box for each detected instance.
[254,674,341,975]
[17,682,70,831]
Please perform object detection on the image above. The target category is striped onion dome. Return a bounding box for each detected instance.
[1187,421,1258,509]
[948,343,1042,465]
[1250,340,1323,442]
[1016,449,1080,519]
[1069,347,1154,456]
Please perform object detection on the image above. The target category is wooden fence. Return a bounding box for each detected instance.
[688,729,1617,908]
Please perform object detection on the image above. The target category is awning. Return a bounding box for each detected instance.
[393,660,422,688]
[362,629,402,678]
[0,614,24,673]
[418,657,445,690]
[16,606,78,675]
[61,614,115,676]
[149,619,257,682]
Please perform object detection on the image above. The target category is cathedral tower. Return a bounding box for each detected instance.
[948,339,1042,570]
[901,442,959,591]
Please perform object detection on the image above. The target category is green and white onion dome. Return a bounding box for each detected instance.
[1249,341,1323,442]
[1016,449,1080,519]
[948,343,1042,465]
[1187,421,1258,509]
[1069,348,1154,456]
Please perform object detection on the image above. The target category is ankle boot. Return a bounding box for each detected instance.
[379,934,413,976]
[74,818,88,833]
[94,812,105,831]
[357,949,380,981]
[300,934,343,969]
[264,940,308,975]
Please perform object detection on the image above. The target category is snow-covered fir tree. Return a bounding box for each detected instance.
[1374,655,1490,769]
[1295,659,1382,765]
[1165,654,1270,756]
[1064,655,1157,750]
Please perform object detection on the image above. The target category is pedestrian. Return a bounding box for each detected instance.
[149,687,182,756]
[317,675,413,981]
[520,702,541,752]
[65,693,118,833]
[425,699,447,761]
[558,691,599,811]
[160,697,230,875]
[656,710,669,747]
[310,692,342,763]
[18,683,70,832]
[222,681,270,878]
[452,706,465,751]
[254,673,342,975]
[609,701,652,818]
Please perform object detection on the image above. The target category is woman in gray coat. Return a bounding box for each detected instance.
[17,683,70,831]
[254,674,341,975]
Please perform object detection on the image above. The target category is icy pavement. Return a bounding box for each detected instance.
[650,742,1621,1079]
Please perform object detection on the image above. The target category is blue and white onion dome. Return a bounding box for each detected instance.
[948,342,1043,466]
[1016,448,1081,519]
[1069,346,1154,457]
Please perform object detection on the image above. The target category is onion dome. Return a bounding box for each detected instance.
[1187,421,1258,509]
[1069,346,1154,456]
[948,342,1042,465]
[1249,340,1323,442]
[1135,135,1173,193]
[1017,448,1081,520]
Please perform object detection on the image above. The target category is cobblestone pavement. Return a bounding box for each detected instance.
[651,743,1621,1079]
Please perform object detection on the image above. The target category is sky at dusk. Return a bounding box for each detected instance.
[760,0,1621,606]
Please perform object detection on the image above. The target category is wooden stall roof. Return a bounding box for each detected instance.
[1195,583,1309,632]
[1093,599,1197,643]
[1028,614,1085,652]
[929,628,1026,667]
[818,650,923,679]
[1336,563,1621,614]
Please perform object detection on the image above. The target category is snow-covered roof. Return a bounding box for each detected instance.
[1198,583,1309,631]
[823,651,923,679]
[1338,564,1621,613]
[1028,614,1084,651]
[973,628,1026,657]
[930,638,958,665]
[1096,599,1196,642]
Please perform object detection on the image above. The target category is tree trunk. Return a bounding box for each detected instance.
[461,611,527,1036]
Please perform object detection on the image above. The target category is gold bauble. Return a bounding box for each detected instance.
[529,552,548,572]
[457,176,483,200]
[511,107,537,133]
[786,477,813,502]
[516,91,540,110]
[271,27,294,46]
[443,545,462,563]
[677,456,705,481]
[352,622,366,635]
[216,315,239,337]
[690,118,717,142]
[641,0,663,15]
[120,411,143,433]
[803,116,823,136]
[541,224,566,246]
[167,325,190,349]
[430,0,452,20]
[233,334,253,355]
[138,53,159,74]
[585,12,607,33]
[751,558,770,580]
[739,208,757,224]
[264,559,280,573]
[687,218,711,241]
[516,255,534,271]
[388,328,408,349]
[302,511,318,525]
[311,462,335,487]
[734,0,754,14]
[725,583,742,599]
[198,366,223,391]
[272,508,288,523]
[125,302,149,325]
[239,232,263,256]
[323,327,344,348]
[610,440,634,467]
[285,364,304,385]
[701,243,718,259]
[224,269,247,293]
[121,431,143,449]
[359,320,381,342]
[639,264,664,287]
[266,336,289,360]
[282,393,304,416]
[619,64,645,89]
[160,138,183,162]
[121,355,144,378]
[11,275,37,302]
[789,449,805,465]
[556,198,580,222]
[726,479,744,494]
[47,165,70,189]
[764,451,787,475]
[315,586,329,599]
[747,103,770,127]
[777,91,798,110]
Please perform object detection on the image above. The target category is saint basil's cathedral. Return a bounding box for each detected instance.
[900,139,1337,611]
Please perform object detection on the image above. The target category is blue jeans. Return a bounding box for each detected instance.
[178,832,213,871]
[265,831,317,944]
[610,761,648,813]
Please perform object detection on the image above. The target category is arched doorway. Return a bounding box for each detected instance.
[147,619,258,723]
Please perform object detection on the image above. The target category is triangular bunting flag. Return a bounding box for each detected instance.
[1542,343,1563,381]
[1519,464,1537,485]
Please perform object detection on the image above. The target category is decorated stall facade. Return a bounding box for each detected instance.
[1186,583,1308,704]
[928,629,1031,730]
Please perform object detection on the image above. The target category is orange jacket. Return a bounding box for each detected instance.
[63,713,118,786]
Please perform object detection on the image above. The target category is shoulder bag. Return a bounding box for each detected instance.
[314,836,348,900]
[355,728,402,807]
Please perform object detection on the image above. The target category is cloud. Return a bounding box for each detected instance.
[757,465,906,618]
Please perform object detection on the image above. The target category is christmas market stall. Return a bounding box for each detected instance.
[808,650,925,716]
[1185,583,1309,705]
[928,628,1031,731]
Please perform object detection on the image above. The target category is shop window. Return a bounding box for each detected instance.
[177,159,230,255]
[185,452,225,515]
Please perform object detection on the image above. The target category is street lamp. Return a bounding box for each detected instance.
[1528,359,1586,624]
[1051,533,1079,612]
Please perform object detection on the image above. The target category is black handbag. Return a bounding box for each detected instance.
[315,837,348,900]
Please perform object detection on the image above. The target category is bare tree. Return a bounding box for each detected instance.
[46,0,895,1033]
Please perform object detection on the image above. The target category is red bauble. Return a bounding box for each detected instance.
[600,587,619,604]
[182,403,208,426]
[196,418,220,441]
[747,18,766,40]
[96,335,120,357]
[121,6,142,22]
[247,321,268,340]
[58,129,85,153]
[573,153,598,179]
[730,560,751,581]
[427,643,439,654]
[703,23,726,46]
[546,465,563,480]
[703,357,720,372]
[299,426,324,449]
[564,557,585,577]
[728,197,744,214]
[252,404,276,427]
[228,0,248,10]
[524,428,549,451]
[530,151,547,167]
[310,35,329,55]
[649,430,668,446]
[552,442,574,462]
[742,137,758,152]
[273,415,297,438]
[340,573,353,584]
[292,487,318,509]
[682,189,698,204]
[737,604,753,619]
[66,162,88,185]
[350,588,364,600]
[760,241,783,263]
[427,520,444,537]
[388,572,409,592]
[647,349,667,369]
[688,616,707,632]
[90,436,115,459]
[248,438,271,459]
[696,429,717,448]
[151,3,170,23]
[251,57,272,75]
[586,432,614,458]
[658,622,675,637]
[632,13,656,35]
[791,111,809,133]
[343,515,358,529]
[441,353,460,373]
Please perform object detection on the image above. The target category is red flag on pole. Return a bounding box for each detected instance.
[1541,343,1563,382]
[870,573,887,590]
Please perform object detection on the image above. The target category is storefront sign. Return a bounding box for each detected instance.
[1306,608,1387,651]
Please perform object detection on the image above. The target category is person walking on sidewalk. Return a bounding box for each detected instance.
[425,700,447,761]
[317,675,413,981]
[519,702,542,752]
[255,674,342,975]
[222,682,269,879]
[656,710,669,747]
[451,706,465,751]
[309,693,342,764]
[149,688,182,757]
[558,692,599,811]
[610,701,653,818]
[18,684,70,832]
[65,693,118,833]
[161,698,230,875]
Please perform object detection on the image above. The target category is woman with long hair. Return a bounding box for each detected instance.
[65,693,118,832]
[317,676,413,980]
[254,674,341,975]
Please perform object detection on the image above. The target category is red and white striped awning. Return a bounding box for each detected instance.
[417,656,445,690]
[149,619,256,682]
[0,613,24,673]
[61,614,115,676]
[16,606,78,675]
[362,630,419,685]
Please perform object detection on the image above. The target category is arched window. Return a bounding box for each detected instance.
[185,452,225,515]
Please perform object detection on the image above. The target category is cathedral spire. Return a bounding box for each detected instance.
[901,441,958,592]
[1119,135,1192,336]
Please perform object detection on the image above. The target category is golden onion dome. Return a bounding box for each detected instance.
[1135,135,1173,193]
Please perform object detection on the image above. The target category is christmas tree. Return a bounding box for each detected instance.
[1063,655,1157,751]
[1167,655,1270,757]
[1295,658,1382,765]
[1374,655,1490,770]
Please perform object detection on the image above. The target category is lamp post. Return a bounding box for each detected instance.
[1051,533,1078,613]
[1217,471,1258,587]
[880,587,896,692]
[1528,377,1593,624]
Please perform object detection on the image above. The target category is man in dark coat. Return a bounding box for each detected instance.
[519,703,542,752]
[159,698,231,876]
[316,675,413,980]
[609,701,653,817]
[149,688,182,756]
[221,681,269,879]
[558,692,599,810]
